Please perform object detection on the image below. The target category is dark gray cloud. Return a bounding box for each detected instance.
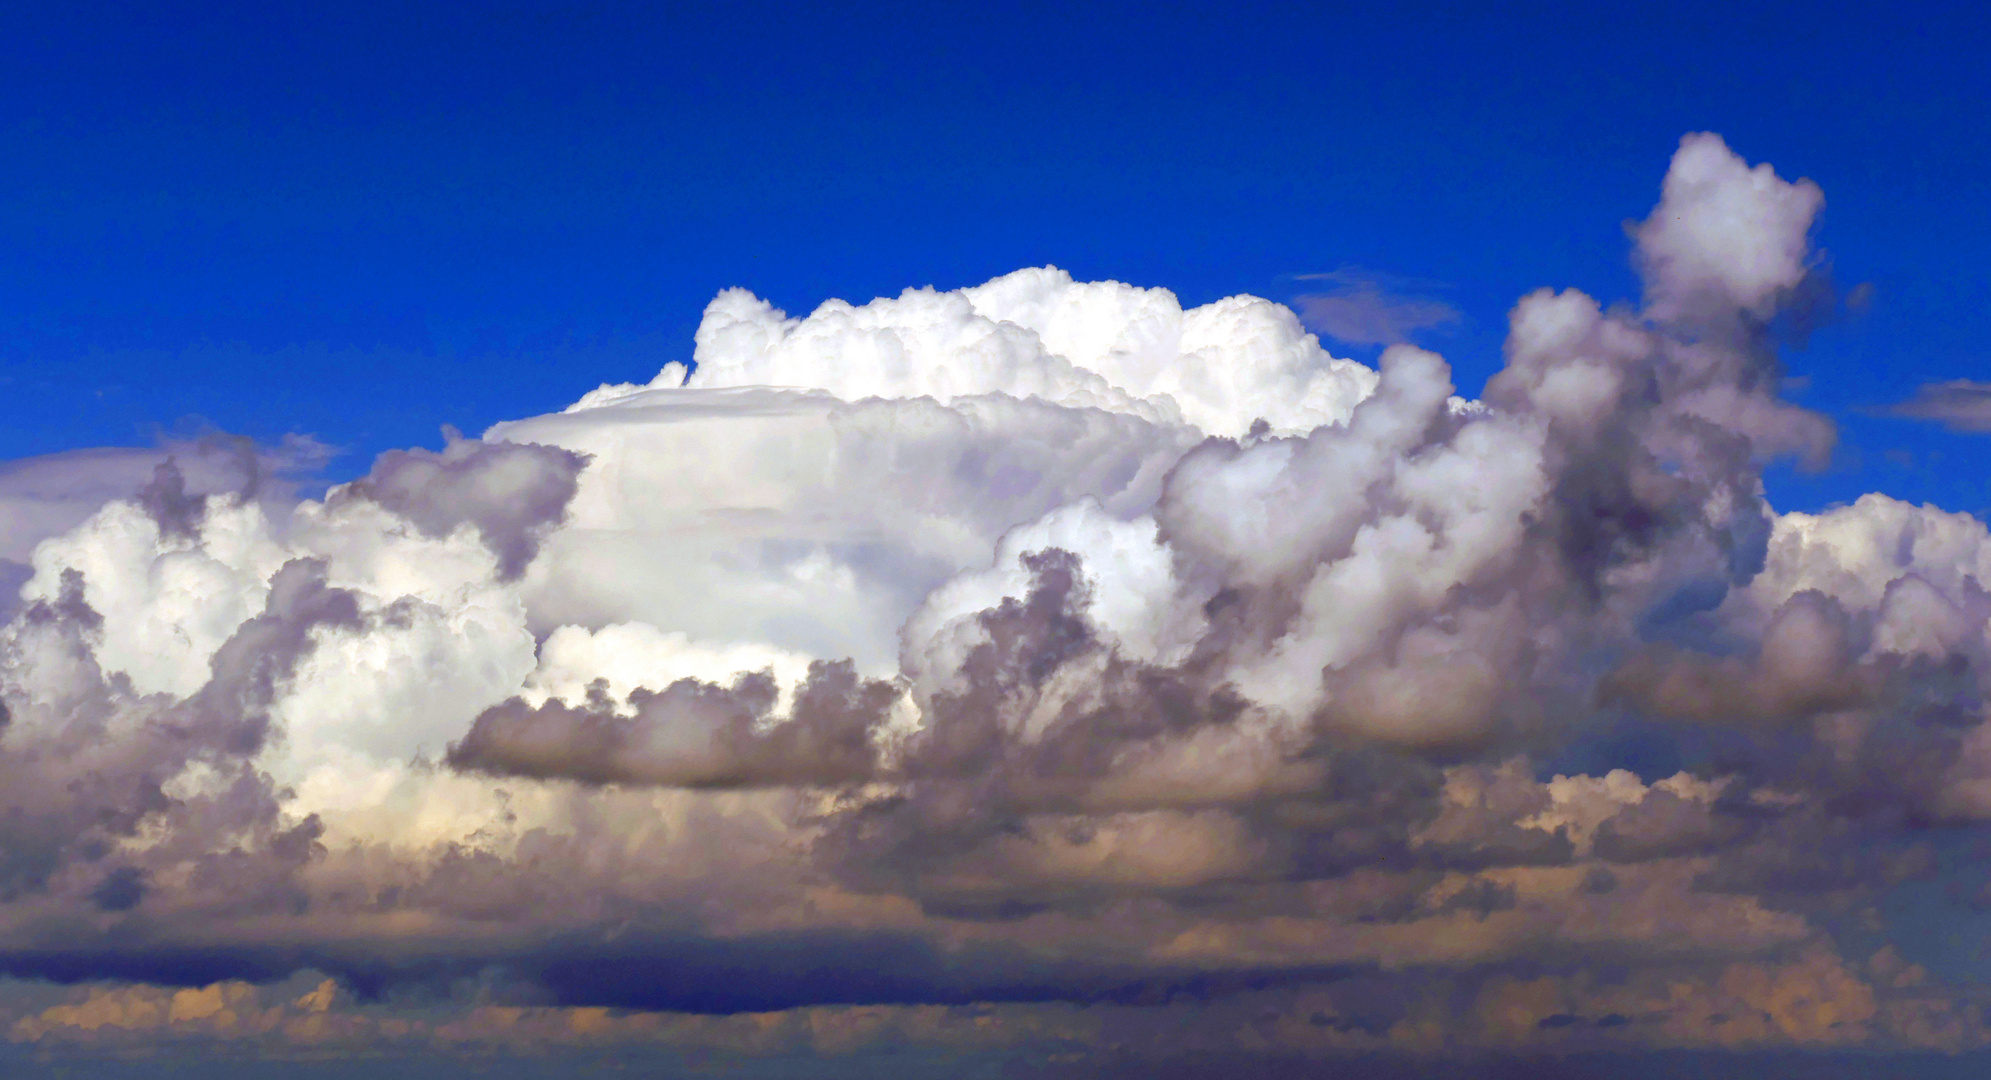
[137,459,209,542]
[1590,789,1751,863]
[0,559,357,922]
[336,432,590,580]
[183,558,365,755]
[448,660,897,788]
[1601,591,1873,727]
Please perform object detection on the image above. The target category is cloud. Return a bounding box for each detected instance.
[0,432,329,563]
[670,266,1381,438]
[1293,268,1463,346]
[1634,132,1825,325]
[1890,378,1991,432]
[448,660,898,788]
[1,132,1987,1069]
[1601,590,1874,726]
[12,950,1983,1068]
[332,430,591,581]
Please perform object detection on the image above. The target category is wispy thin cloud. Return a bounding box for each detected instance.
[1293,267,1462,346]
[1889,379,1991,432]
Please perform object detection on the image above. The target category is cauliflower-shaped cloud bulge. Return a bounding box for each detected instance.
[579,264,1380,437]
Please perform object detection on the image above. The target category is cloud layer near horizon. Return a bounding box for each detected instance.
[3,133,1990,1066]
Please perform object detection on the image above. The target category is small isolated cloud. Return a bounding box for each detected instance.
[1890,379,1991,432]
[1846,281,1876,314]
[1293,267,1462,346]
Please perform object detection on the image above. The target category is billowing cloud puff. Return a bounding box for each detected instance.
[449,660,898,788]
[658,265,1380,437]
[3,133,1990,1070]
[332,432,590,581]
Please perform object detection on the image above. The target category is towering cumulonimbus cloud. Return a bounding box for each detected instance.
[4,132,1991,1065]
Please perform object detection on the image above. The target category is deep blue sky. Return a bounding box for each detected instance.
[1,0,1985,512]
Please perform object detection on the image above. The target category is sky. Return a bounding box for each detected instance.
[3,0,1991,1075]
